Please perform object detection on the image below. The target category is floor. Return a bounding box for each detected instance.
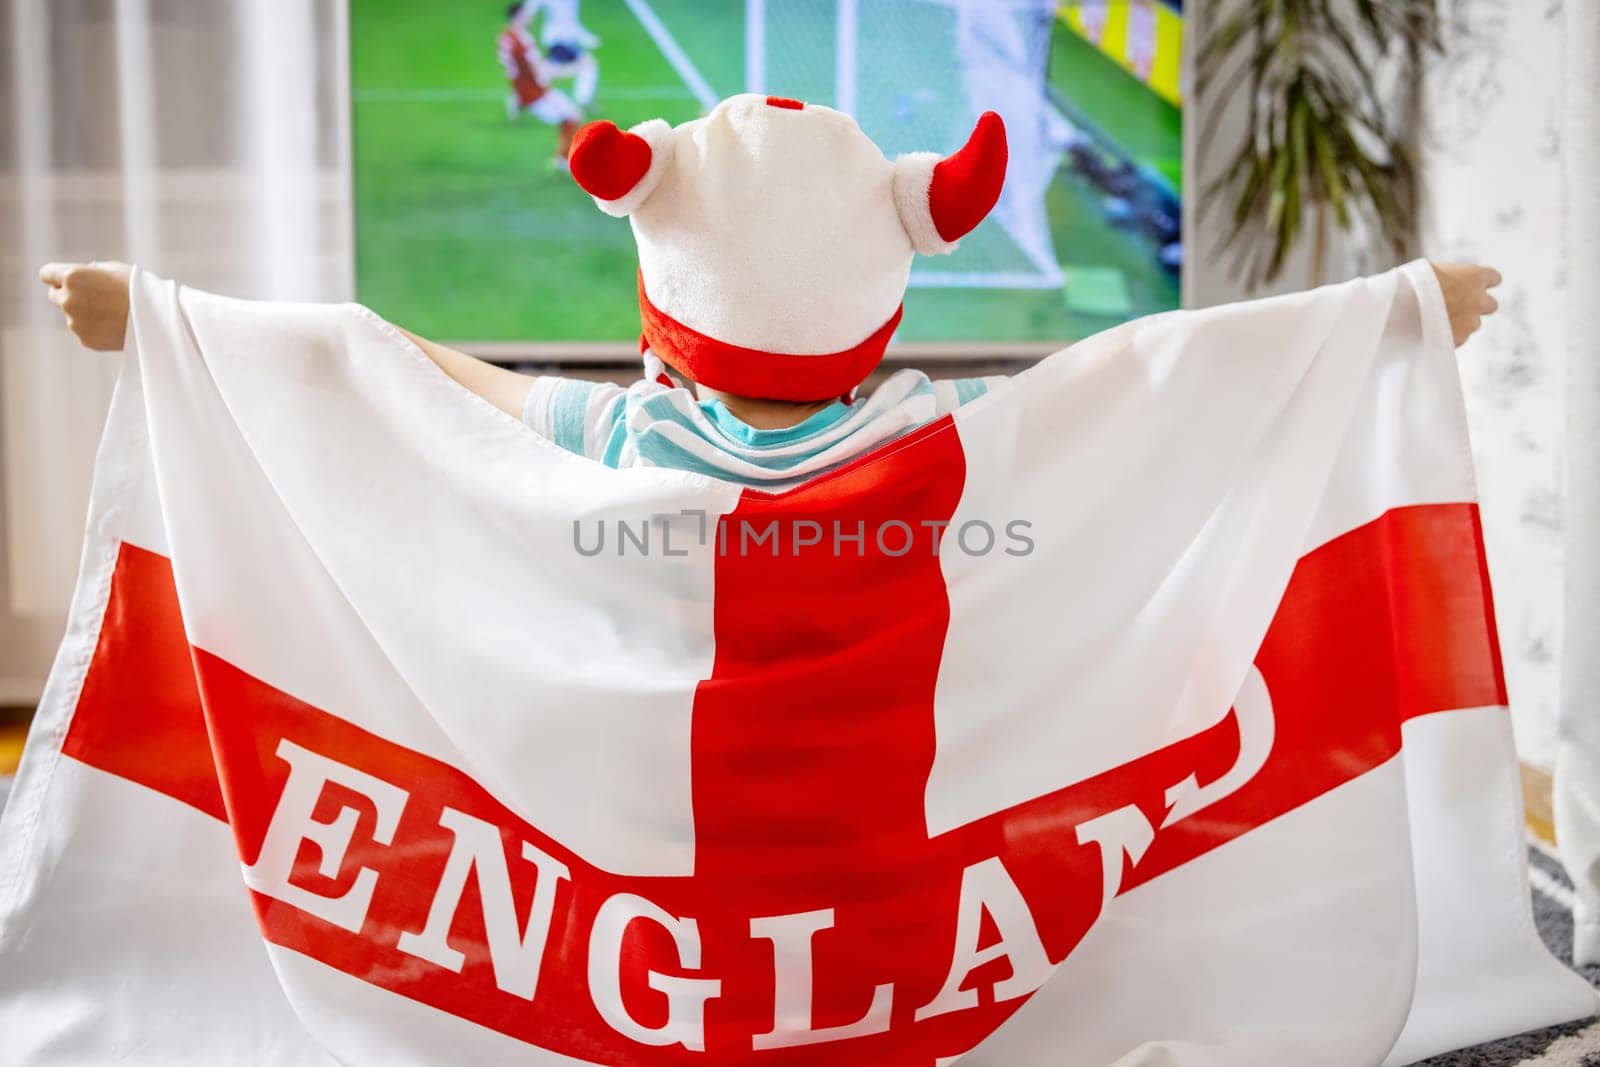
[0,715,25,777]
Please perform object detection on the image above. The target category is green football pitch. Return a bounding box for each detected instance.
[351,0,1181,347]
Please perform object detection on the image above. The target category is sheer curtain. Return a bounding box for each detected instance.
[1558,0,1600,968]
[0,0,350,703]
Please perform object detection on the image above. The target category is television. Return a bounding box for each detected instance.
[350,0,1183,357]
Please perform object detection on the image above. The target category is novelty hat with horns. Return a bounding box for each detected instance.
[568,93,1008,401]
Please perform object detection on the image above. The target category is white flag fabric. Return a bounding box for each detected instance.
[0,263,1590,1065]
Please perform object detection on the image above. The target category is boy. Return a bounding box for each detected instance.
[40,96,1500,489]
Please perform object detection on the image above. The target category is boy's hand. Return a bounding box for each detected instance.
[39,261,132,352]
[1430,261,1502,347]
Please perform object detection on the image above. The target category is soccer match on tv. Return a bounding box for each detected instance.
[351,0,1184,347]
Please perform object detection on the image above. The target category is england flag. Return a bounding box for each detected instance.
[0,263,1590,1064]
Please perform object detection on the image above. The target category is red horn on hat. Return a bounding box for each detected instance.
[928,111,1008,242]
[569,120,655,202]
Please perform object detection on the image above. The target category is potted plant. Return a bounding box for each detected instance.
[1197,0,1442,285]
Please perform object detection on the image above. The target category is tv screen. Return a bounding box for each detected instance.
[350,0,1183,351]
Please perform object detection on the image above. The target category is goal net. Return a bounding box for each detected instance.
[745,0,1067,289]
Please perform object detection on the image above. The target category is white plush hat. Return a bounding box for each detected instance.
[569,93,1007,401]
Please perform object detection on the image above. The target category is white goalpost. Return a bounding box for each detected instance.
[745,0,1066,290]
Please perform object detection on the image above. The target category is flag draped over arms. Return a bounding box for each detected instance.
[0,263,1590,1065]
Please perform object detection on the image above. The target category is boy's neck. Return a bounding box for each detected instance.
[695,386,839,431]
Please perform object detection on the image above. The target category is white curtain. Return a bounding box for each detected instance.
[0,0,350,703]
[1557,0,1600,967]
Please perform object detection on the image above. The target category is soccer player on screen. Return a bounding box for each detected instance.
[532,0,600,111]
[498,0,582,168]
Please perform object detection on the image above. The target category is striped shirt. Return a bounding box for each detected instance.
[522,366,1008,489]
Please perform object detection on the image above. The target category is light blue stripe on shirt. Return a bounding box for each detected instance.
[549,379,603,456]
[954,377,990,406]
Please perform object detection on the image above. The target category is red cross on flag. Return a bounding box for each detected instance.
[0,264,1590,1064]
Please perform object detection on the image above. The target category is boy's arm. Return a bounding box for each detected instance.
[394,327,535,420]
[38,261,537,420]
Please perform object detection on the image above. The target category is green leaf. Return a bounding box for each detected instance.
[1309,112,1349,226]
